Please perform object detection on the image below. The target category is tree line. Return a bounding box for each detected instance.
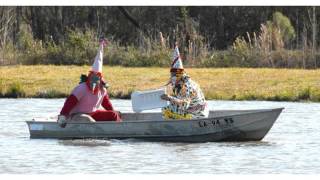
[0,6,319,68]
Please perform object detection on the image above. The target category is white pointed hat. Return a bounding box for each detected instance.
[91,39,106,73]
[170,44,184,72]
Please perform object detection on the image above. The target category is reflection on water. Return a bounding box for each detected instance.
[0,99,320,174]
[217,141,278,148]
[59,139,112,147]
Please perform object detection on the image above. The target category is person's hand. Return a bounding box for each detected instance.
[57,115,67,128]
[161,94,171,101]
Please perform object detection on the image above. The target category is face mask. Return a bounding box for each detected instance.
[89,74,101,92]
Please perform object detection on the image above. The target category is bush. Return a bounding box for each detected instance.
[62,29,97,65]
[198,51,234,67]
[106,43,171,67]
[0,78,5,96]
[0,24,316,69]
[6,82,25,98]
[16,24,46,65]
[297,87,311,101]
[272,11,296,44]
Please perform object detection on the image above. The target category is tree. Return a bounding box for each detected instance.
[272,11,296,46]
[0,7,15,48]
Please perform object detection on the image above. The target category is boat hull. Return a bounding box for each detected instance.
[26,108,283,142]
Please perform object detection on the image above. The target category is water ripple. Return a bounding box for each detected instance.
[0,99,320,174]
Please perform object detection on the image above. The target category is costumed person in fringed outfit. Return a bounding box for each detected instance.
[57,38,121,128]
[161,44,209,120]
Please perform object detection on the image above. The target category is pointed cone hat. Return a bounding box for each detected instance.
[170,44,184,73]
[91,39,106,73]
[87,39,107,94]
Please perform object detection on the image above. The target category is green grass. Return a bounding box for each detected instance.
[1,65,320,102]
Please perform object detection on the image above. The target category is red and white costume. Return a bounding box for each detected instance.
[60,83,121,121]
[59,39,121,122]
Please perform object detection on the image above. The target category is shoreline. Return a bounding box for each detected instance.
[1,65,320,102]
[0,97,316,103]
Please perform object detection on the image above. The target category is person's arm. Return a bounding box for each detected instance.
[60,94,78,116]
[58,84,84,128]
[102,93,114,111]
[162,83,193,109]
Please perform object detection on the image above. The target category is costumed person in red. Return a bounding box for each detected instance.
[57,38,121,128]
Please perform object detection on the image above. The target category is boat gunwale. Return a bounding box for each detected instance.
[26,107,284,124]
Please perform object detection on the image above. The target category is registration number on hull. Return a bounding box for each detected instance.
[198,117,234,128]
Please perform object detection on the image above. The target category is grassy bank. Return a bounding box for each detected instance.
[1,65,320,102]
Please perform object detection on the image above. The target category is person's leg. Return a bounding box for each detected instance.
[162,106,192,120]
[69,113,96,123]
[90,110,122,122]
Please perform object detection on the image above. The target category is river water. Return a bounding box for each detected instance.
[0,99,319,174]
